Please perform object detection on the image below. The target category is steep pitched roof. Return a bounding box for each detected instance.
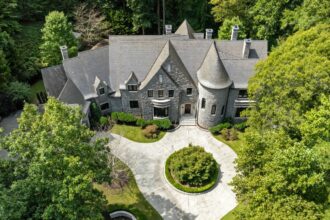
[197,42,232,89]
[62,46,109,99]
[41,64,67,97]
[58,78,85,106]
[175,19,195,39]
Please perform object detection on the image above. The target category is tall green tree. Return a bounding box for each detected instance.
[0,98,111,219]
[127,0,156,34]
[40,11,77,67]
[232,24,330,219]
[218,17,246,40]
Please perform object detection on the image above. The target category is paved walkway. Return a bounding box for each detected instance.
[107,126,237,220]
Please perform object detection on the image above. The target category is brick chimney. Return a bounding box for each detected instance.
[242,39,251,58]
[231,25,239,40]
[205,29,213,40]
[60,45,69,60]
[165,25,172,35]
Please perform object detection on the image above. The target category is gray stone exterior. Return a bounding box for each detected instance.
[197,83,230,128]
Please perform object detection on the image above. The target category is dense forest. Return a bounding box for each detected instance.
[0,0,329,219]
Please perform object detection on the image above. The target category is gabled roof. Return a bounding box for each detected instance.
[140,40,192,89]
[197,42,232,89]
[41,64,67,97]
[175,19,195,39]
[58,79,85,106]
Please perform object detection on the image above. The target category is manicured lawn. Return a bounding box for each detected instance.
[31,80,46,103]
[212,131,244,156]
[94,158,162,220]
[111,124,165,143]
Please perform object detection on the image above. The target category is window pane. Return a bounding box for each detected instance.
[158,90,164,97]
[238,90,248,98]
[130,101,139,108]
[201,98,205,108]
[148,90,153,97]
[154,107,169,117]
[211,105,216,115]
[100,103,109,110]
[168,90,174,97]
[187,88,192,95]
[128,85,137,91]
[99,88,105,95]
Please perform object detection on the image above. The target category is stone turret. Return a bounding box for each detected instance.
[196,42,232,128]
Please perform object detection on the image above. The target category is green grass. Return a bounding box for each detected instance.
[111,124,165,143]
[30,80,46,103]
[212,131,244,156]
[94,158,162,220]
[165,152,219,193]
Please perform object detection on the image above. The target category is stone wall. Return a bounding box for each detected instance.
[197,83,229,128]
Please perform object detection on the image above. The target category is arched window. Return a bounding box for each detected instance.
[211,105,216,115]
[201,98,206,109]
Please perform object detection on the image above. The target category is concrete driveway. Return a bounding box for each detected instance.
[107,126,237,220]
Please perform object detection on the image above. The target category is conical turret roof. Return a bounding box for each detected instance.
[197,42,232,89]
[175,19,195,39]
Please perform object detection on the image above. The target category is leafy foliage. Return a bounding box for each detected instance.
[209,122,231,134]
[232,25,330,219]
[167,146,218,187]
[40,11,77,67]
[218,17,247,40]
[111,112,137,124]
[0,98,111,219]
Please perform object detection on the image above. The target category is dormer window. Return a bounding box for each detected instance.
[127,84,138,91]
[99,87,105,95]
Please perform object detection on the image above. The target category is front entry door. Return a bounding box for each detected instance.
[184,104,191,114]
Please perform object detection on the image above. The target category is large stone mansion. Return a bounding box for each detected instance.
[42,20,267,128]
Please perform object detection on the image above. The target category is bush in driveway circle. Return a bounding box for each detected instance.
[165,145,219,192]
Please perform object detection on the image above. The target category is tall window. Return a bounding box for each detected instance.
[127,85,138,91]
[129,101,139,108]
[100,102,109,110]
[168,90,174,97]
[159,74,163,83]
[221,105,225,115]
[99,87,105,95]
[211,105,216,115]
[158,90,164,97]
[186,88,192,95]
[148,90,153,97]
[238,90,248,98]
[201,98,206,109]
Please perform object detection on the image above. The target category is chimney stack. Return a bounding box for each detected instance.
[231,25,239,41]
[165,25,172,35]
[60,45,69,60]
[242,39,251,59]
[205,29,213,40]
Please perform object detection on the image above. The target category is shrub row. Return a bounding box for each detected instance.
[111,112,172,130]
[209,121,247,134]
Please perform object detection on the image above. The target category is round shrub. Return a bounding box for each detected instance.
[166,146,219,192]
[142,124,159,138]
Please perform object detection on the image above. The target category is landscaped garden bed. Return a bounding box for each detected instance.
[165,145,219,193]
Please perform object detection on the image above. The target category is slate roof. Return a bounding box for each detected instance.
[58,79,85,106]
[41,64,67,97]
[41,20,268,104]
[175,19,195,39]
[197,42,232,89]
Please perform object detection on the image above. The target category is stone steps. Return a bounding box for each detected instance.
[180,116,196,126]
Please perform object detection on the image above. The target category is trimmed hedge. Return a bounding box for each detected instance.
[233,121,248,131]
[111,112,137,124]
[209,122,232,134]
[111,112,172,130]
[165,146,219,193]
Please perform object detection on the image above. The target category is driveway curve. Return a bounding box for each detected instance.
[107,126,237,220]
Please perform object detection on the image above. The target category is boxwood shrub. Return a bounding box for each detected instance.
[165,146,219,193]
[111,112,137,124]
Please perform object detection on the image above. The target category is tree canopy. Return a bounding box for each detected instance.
[0,98,111,219]
[232,24,330,219]
[40,11,77,67]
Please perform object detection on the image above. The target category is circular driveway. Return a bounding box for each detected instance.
[107,126,237,220]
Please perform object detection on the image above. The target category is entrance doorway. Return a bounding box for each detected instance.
[184,104,191,114]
